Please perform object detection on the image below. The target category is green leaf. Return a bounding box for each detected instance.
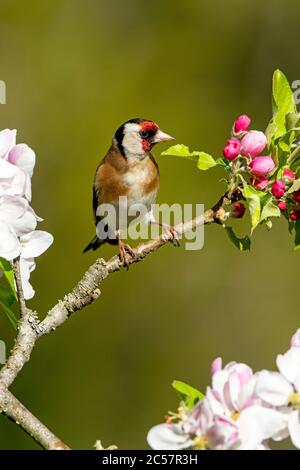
[286,178,300,195]
[196,152,216,170]
[162,145,216,171]
[0,284,15,306]
[0,258,17,301]
[162,144,198,160]
[0,300,17,330]
[260,195,281,223]
[294,219,300,251]
[242,185,263,230]
[172,380,204,409]
[272,69,296,139]
[224,227,251,251]
[286,112,300,131]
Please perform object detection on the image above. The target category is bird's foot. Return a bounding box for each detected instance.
[118,241,136,268]
[161,224,180,247]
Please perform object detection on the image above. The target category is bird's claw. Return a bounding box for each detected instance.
[118,242,136,269]
[162,225,180,247]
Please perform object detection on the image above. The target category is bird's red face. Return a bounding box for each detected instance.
[114,118,175,158]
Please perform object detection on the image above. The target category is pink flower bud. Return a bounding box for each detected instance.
[290,209,300,221]
[293,190,300,204]
[232,202,246,218]
[249,156,275,178]
[283,168,296,181]
[223,138,241,161]
[278,201,287,211]
[234,115,251,134]
[291,329,300,347]
[241,131,267,157]
[251,177,269,190]
[211,357,222,376]
[271,180,285,199]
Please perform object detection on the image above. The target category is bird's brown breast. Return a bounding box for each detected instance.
[94,145,159,213]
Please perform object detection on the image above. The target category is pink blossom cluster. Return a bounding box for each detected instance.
[0,129,53,299]
[147,329,300,450]
[222,115,300,221]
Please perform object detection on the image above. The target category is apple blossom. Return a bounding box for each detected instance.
[271,180,285,199]
[290,209,300,221]
[249,156,275,178]
[283,168,295,181]
[241,131,267,157]
[292,189,300,204]
[251,177,269,190]
[0,127,53,300]
[234,115,251,134]
[255,346,300,448]
[223,138,241,160]
[278,201,287,211]
[232,203,246,219]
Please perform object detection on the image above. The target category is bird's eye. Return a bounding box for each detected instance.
[140,131,149,139]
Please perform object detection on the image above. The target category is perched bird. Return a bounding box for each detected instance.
[83,118,175,265]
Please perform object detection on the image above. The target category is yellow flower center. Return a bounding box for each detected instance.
[193,436,208,450]
[230,411,241,421]
[289,392,300,407]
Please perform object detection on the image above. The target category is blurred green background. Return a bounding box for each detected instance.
[0,0,299,450]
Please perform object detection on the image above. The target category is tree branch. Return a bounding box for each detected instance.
[0,192,232,449]
[0,387,70,450]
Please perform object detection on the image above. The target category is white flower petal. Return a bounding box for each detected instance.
[0,221,21,260]
[255,371,292,406]
[238,406,288,449]
[8,144,36,177]
[0,196,27,223]
[20,231,53,258]
[11,208,37,236]
[277,348,300,385]
[19,258,36,300]
[147,424,193,450]
[288,409,300,449]
[0,158,19,178]
[0,129,16,158]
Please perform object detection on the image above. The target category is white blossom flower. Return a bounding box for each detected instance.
[148,359,287,450]
[255,346,300,448]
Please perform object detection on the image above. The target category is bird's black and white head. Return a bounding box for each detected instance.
[113,118,174,159]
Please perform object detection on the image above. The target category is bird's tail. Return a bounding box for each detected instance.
[83,235,105,253]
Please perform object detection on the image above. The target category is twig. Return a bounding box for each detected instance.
[12,258,28,317]
[0,387,70,450]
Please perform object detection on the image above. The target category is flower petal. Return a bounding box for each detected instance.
[19,257,36,300]
[255,370,292,406]
[0,129,16,158]
[20,231,54,258]
[238,406,288,449]
[277,348,300,385]
[11,208,37,236]
[8,144,36,177]
[0,221,21,260]
[288,409,300,449]
[0,196,27,223]
[147,424,193,450]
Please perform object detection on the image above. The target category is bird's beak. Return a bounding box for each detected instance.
[154,130,175,143]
